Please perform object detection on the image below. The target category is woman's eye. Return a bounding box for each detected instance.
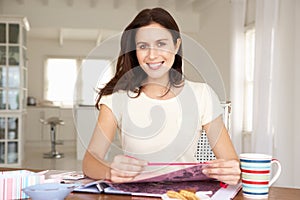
[138,44,148,49]
[157,42,166,47]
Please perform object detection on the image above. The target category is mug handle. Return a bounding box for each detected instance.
[268,159,282,186]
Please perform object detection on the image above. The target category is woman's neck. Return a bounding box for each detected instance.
[141,78,184,100]
[141,77,169,99]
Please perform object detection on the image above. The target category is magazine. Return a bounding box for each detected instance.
[71,164,242,199]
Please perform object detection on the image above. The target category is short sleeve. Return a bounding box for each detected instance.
[98,93,123,124]
[99,94,112,109]
[201,84,223,125]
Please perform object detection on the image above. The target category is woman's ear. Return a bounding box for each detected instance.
[175,38,182,54]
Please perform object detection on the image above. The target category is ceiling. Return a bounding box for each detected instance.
[14,0,211,10]
[29,27,120,46]
[4,0,217,46]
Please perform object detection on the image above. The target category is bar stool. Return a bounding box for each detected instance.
[40,117,65,159]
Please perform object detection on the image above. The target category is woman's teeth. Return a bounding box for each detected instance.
[148,62,163,70]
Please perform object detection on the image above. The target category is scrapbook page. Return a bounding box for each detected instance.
[72,164,241,198]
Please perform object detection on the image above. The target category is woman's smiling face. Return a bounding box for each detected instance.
[135,23,181,83]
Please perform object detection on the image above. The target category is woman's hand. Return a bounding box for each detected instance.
[202,159,241,185]
[110,155,148,183]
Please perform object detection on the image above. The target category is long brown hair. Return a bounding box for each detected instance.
[95,7,183,109]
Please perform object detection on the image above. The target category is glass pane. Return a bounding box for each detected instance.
[46,58,77,106]
[22,48,27,66]
[23,68,27,88]
[9,24,19,44]
[8,89,19,110]
[0,142,5,164]
[9,46,19,65]
[0,117,5,139]
[8,117,18,139]
[0,67,7,87]
[23,89,27,109]
[0,46,6,65]
[0,23,6,43]
[8,67,20,88]
[7,141,18,163]
[23,27,27,47]
[0,89,7,110]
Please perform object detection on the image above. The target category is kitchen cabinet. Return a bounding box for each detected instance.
[75,106,97,160]
[24,107,76,151]
[0,16,29,166]
[25,107,59,142]
[0,114,24,165]
[58,108,77,141]
[75,105,122,160]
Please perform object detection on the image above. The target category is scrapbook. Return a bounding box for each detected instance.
[72,163,242,199]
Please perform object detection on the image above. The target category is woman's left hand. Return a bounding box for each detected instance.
[202,159,241,185]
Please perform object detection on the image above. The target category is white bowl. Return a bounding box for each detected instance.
[22,183,77,200]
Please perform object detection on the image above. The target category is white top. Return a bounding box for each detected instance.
[99,80,223,164]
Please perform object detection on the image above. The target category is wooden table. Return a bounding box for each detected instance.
[235,187,300,200]
[65,187,300,200]
[1,168,299,199]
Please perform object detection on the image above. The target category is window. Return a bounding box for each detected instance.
[44,58,113,107]
[44,58,77,106]
[243,28,255,132]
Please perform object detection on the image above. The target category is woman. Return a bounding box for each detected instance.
[82,7,240,185]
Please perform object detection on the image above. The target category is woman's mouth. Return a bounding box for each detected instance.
[147,62,164,70]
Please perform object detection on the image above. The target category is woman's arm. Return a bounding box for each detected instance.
[82,104,147,182]
[82,104,117,180]
[202,115,241,185]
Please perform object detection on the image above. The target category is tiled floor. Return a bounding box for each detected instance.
[22,149,82,171]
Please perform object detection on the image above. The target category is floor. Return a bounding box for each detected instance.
[21,141,121,172]
[22,149,83,171]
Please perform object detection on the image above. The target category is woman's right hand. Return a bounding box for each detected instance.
[110,155,148,183]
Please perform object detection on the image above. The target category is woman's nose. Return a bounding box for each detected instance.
[148,47,159,59]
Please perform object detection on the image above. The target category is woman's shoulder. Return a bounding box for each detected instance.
[184,80,217,100]
[102,90,140,102]
[184,80,209,91]
[99,90,127,103]
[102,90,128,97]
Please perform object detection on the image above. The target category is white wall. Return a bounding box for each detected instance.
[196,1,231,101]
[294,0,300,187]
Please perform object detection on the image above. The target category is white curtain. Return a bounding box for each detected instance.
[230,0,299,187]
[230,0,246,154]
[252,0,299,187]
[251,0,279,155]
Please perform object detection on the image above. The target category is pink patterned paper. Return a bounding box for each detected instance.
[107,164,221,196]
[73,164,223,196]
[110,180,220,195]
[135,163,211,182]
